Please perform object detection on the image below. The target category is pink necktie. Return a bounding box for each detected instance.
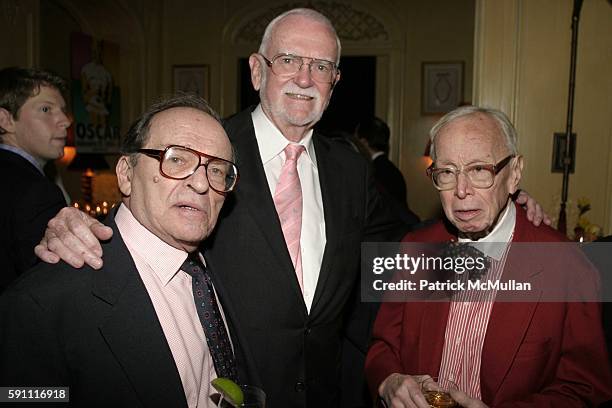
[273,144,305,292]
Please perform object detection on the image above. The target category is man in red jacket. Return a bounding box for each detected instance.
[365,106,612,407]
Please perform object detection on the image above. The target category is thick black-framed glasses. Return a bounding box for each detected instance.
[427,155,515,191]
[259,53,339,84]
[137,145,239,193]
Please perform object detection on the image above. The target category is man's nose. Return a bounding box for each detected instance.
[58,111,71,128]
[187,165,210,194]
[293,62,314,87]
[454,171,472,199]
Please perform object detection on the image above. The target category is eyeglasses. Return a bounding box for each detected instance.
[137,145,239,193]
[260,53,339,84]
[427,155,515,191]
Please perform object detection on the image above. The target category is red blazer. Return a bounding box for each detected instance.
[365,204,612,407]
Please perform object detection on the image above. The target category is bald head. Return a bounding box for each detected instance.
[258,8,342,65]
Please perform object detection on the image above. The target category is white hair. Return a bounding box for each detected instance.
[429,105,519,161]
[258,8,342,65]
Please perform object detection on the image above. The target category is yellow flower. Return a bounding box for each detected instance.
[577,197,591,215]
[577,197,590,207]
[577,215,591,229]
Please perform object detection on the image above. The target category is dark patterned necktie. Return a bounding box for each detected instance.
[182,254,238,381]
[442,242,491,281]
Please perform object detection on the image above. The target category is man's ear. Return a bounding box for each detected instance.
[116,156,133,197]
[249,53,263,91]
[330,70,341,92]
[507,155,524,195]
[0,108,16,134]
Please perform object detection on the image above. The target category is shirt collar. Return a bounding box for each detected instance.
[251,104,317,167]
[458,201,516,260]
[0,144,45,174]
[371,151,385,161]
[115,203,191,286]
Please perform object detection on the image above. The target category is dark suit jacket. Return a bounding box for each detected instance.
[0,215,248,407]
[0,149,65,292]
[371,155,419,231]
[372,155,407,207]
[365,204,612,406]
[205,108,403,407]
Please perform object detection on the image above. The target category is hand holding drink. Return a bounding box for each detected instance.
[420,377,458,408]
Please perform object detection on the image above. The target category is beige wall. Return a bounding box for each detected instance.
[3,0,475,214]
[5,0,610,237]
[475,0,612,236]
[161,0,476,222]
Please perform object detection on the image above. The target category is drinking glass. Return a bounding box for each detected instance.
[238,385,265,407]
[420,377,458,408]
[218,385,266,408]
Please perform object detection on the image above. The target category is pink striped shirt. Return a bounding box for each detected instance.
[438,203,515,399]
[115,204,223,408]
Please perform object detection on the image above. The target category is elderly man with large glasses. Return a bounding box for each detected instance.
[366,106,612,408]
[1,94,246,407]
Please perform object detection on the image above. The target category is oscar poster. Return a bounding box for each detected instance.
[70,32,121,153]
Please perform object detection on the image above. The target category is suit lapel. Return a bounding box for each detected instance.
[480,209,543,401]
[93,220,187,408]
[417,302,451,375]
[310,135,344,313]
[206,260,263,388]
[481,299,540,401]
[229,112,304,303]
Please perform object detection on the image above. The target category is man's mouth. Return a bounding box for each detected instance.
[285,92,314,100]
[454,209,481,221]
[176,203,203,212]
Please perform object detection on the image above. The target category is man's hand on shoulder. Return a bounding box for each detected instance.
[34,206,113,269]
[378,373,431,408]
[514,189,552,227]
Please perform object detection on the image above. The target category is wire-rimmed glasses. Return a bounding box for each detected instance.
[259,53,339,84]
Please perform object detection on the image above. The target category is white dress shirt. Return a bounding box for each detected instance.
[252,105,326,312]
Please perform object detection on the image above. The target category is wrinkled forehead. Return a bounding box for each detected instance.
[435,114,507,161]
[268,15,338,60]
[148,107,232,159]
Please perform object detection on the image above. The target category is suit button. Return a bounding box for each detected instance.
[295,381,305,392]
[305,327,311,336]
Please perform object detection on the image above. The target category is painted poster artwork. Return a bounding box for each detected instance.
[70,32,121,153]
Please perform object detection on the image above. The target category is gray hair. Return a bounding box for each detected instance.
[429,106,518,161]
[258,8,342,65]
[121,93,233,166]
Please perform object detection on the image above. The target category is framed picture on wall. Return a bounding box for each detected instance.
[421,62,464,114]
[172,65,210,100]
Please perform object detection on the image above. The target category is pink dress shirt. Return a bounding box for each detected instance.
[115,204,225,408]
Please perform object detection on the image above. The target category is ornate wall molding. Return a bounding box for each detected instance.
[234,1,389,43]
